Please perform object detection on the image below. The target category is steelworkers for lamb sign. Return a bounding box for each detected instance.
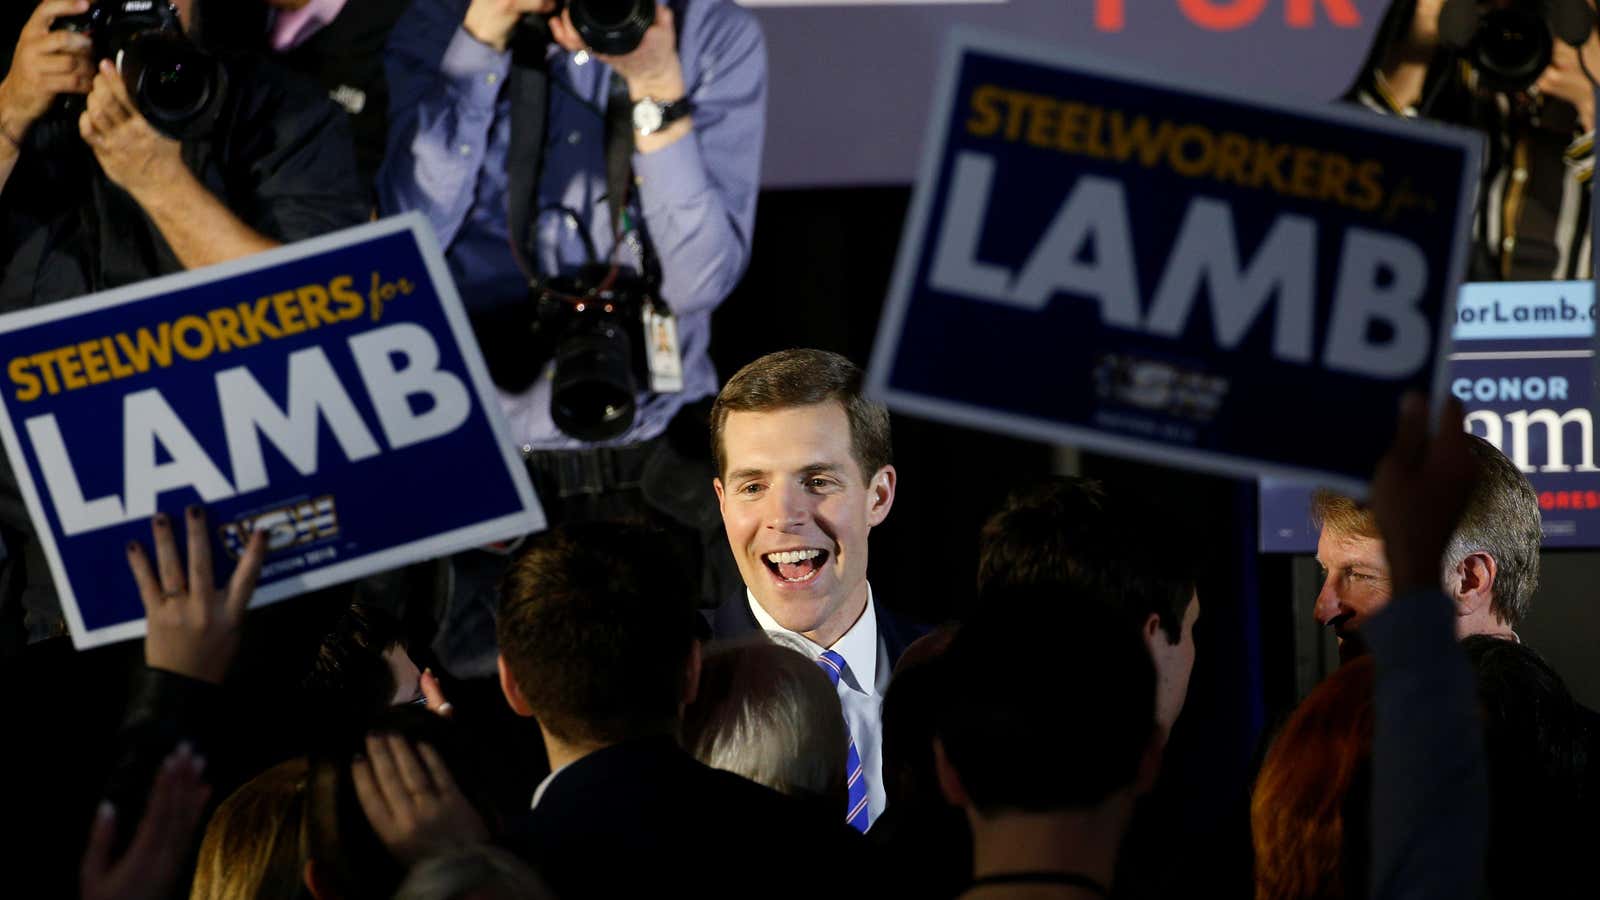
[0,215,544,649]
[868,28,1482,492]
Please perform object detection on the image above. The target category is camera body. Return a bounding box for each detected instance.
[1438,0,1596,92]
[552,0,656,55]
[523,264,667,443]
[52,0,226,140]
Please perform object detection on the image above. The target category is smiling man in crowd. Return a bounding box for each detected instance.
[1311,433,1541,662]
[709,348,926,831]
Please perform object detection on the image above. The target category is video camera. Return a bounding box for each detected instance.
[1437,0,1596,92]
[51,0,226,140]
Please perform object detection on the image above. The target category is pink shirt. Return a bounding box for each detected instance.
[270,0,350,51]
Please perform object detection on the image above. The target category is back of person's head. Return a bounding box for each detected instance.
[937,584,1157,817]
[191,757,313,900]
[301,603,410,715]
[393,845,556,900]
[1312,435,1540,627]
[1251,657,1377,900]
[304,706,501,900]
[976,476,1195,643]
[497,520,699,745]
[881,625,959,809]
[682,633,847,819]
[709,348,893,480]
[1463,635,1590,899]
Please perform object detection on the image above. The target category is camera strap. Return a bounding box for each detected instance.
[507,24,552,280]
[604,66,681,393]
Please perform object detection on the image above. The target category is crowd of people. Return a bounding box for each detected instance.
[0,0,1597,897]
[1,347,1591,899]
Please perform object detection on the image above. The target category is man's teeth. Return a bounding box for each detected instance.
[766,549,822,565]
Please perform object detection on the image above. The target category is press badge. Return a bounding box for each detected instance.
[643,305,684,393]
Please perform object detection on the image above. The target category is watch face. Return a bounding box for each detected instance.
[633,101,664,135]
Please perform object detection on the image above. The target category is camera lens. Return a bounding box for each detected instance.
[126,36,213,120]
[1470,7,1554,92]
[569,0,655,56]
[550,318,638,442]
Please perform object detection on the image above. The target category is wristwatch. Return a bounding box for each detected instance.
[632,96,693,136]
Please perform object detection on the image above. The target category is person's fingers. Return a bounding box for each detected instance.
[351,756,395,833]
[77,801,116,886]
[126,538,163,610]
[364,734,414,817]
[31,0,90,32]
[224,528,269,622]
[151,513,186,595]
[1390,391,1429,471]
[123,749,183,868]
[550,8,584,52]
[185,506,213,604]
[420,668,452,717]
[384,733,436,797]
[38,28,92,56]
[654,4,674,33]
[415,742,460,795]
[97,59,138,114]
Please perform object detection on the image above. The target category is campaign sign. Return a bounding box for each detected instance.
[1261,281,1600,552]
[867,28,1482,493]
[0,215,545,649]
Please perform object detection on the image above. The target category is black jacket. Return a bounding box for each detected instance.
[511,736,874,900]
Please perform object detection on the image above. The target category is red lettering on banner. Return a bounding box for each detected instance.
[1097,0,1125,31]
[1588,491,1600,509]
[1179,0,1269,30]
[1539,491,1556,510]
[1286,0,1361,27]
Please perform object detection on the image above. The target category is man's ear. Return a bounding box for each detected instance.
[713,477,725,513]
[682,639,703,708]
[1451,551,1497,617]
[932,737,969,809]
[865,465,897,527]
[497,655,534,717]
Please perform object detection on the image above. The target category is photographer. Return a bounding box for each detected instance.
[1350,0,1598,280]
[0,0,367,643]
[0,0,368,301]
[379,0,765,673]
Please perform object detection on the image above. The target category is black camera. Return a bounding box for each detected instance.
[494,264,667,442]
[553,0,656,55]
[51,0,226,140]
[1438,0,1596,92]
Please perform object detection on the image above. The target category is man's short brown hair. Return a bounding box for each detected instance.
[496,522,698,745]
[710,349,892,480]
[1312,434,1542,627]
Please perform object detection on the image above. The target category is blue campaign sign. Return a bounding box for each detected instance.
[0,215,545,648]
[1260,281,1600,552]
[867,28,1482,493]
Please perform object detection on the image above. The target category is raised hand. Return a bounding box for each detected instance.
[80,744,212,900]
[1370,393,1476,596]
[126,507,268,685]
[352,733,489,865]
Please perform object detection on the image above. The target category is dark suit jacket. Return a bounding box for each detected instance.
[708,589,929,672]
[511,737,873,899]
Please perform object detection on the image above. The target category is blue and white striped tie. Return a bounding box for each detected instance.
[816,649,870,832]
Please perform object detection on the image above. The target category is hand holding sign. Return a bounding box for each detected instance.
[126,507,268,685]
[1371,393,1477,597]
